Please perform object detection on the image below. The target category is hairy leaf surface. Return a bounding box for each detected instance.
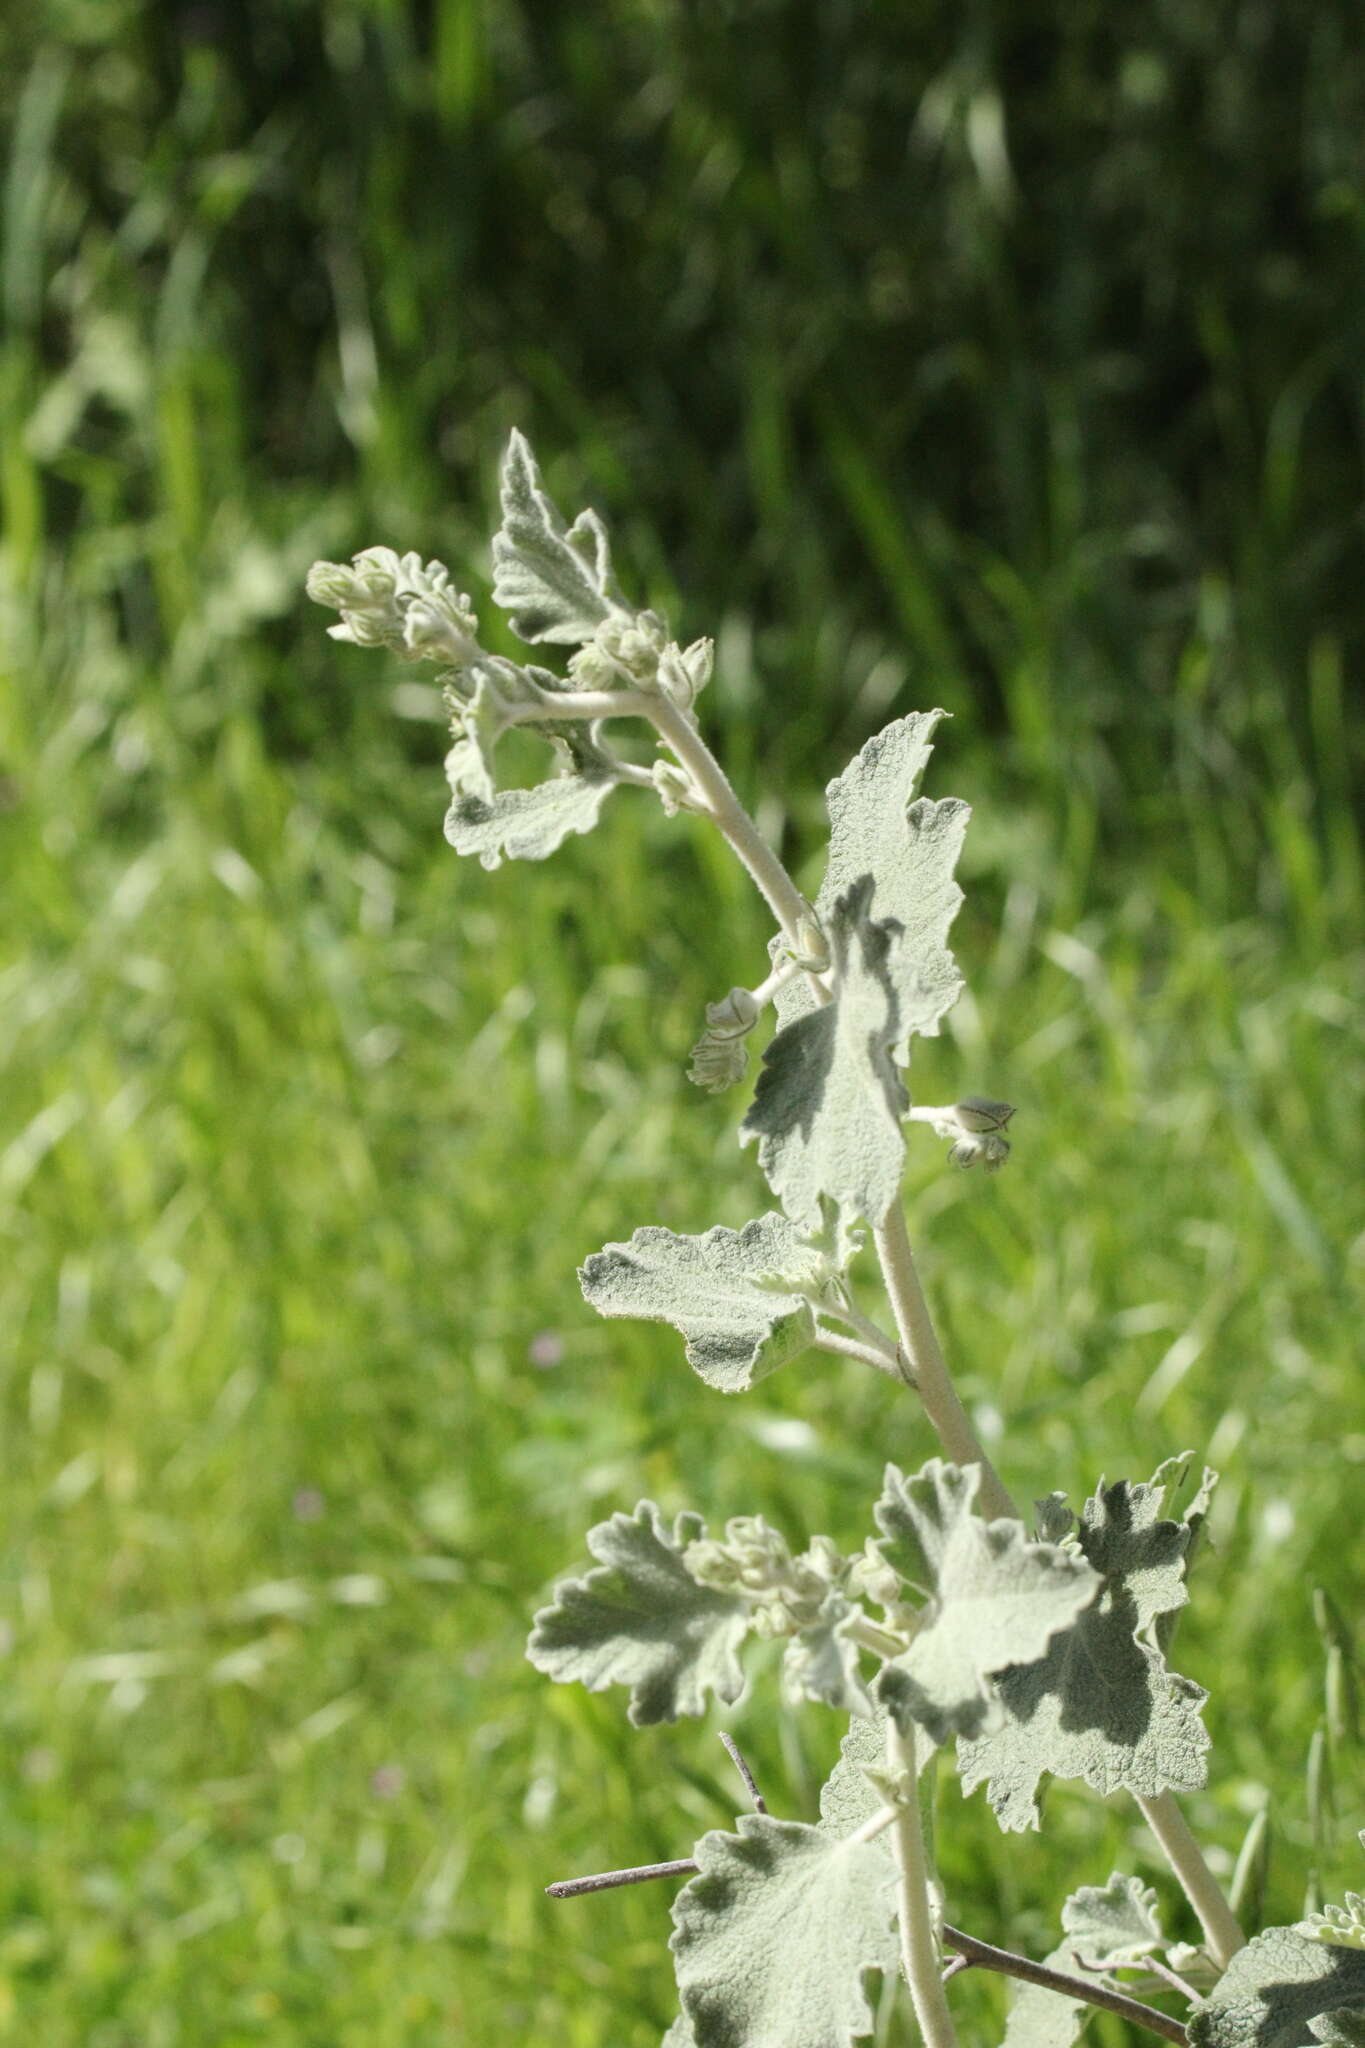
[670,1816,899,2048]
[527,1502,747,1725]
[742,876,907,1226]
[1002,1873,1164,2048]
[1188,1926,1365,2048]
[783,1595,874,1717]
[872,1460,1099,1745]
[578,1214,818,1392]
[1064,1874,1165,1966]
[958,1467,1214,1829]
[774,712,968,1060]
[444,766,616,868]
[492,430,626,644]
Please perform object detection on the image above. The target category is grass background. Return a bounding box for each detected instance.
[1,2,1362,2041]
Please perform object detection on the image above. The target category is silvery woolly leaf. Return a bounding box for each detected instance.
[492,430,627,645]
[1001,1949,1093,2048]
[742,875,907,1227]
[444,764,615,869]
[872,1461,1099,1746]
[957,1464,1217,1830]
[773,711,969,1062]
[1063,1873,1164,1966]
[526,1502,748,1726]
[784,1594,874,1717]
[1001,1874,1164,2048]
[1187,1925,1365,2048]
[670,1816,899,2048]
[444,672,507,806]
[818,1709,936,1856]
[578,1214,818,1394]
[662,2019,697,2047]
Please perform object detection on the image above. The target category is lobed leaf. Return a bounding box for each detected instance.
[578,1214,818,1393]
[444,765,616,869]
[957,1465,1216,1830]
[773,712,969,1061]
[526,1501,748,1725]
[1001,1874,1164,2048]
[492,429,626,644]
[1188,1925,1365,2048]
[670,1816,899,2048]
[742,876,907,1227]
[1063,1873,1164,1966]
[872,1460,1100,1745]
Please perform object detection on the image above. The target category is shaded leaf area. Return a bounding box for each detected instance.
[578,1213,818,1393]
[526,1502,747,1725]
[1188,1926,1365,2048]
[1002,1875,1165,2048]
[492,428,626,645]
[743,876,907,1226]
[444,757,617,869]
[774,712,969,1062]
[670,1817,899,2048]
[958,1466,1215,1829]
[873,1460,1099,1745]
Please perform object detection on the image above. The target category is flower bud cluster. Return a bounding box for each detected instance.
[914,1096,1015,1173]
[567,612,713,710]
[306,549,482,667]
[684,1519,855,1639]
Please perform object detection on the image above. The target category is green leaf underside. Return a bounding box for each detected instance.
[492,429,625,644]
[957,1468,1214,1830]
[670,1817,899,2048]
[1188,1926,1365,2048]
[578,1214,818,1393]
[773,712,968,1061]
[873,1461,1100,1745]
[1002,1875,1164,2048]
[526,1502,747,1725]
[743,876,907,1227]
[444,769,615,869]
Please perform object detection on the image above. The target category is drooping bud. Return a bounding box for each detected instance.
[687,985,760,1093]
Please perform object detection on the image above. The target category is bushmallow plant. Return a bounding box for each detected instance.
[309,434,1362,2048]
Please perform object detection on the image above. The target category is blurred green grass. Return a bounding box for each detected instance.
[2,4,1364,2042]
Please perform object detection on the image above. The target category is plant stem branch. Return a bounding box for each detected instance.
[872,1203,1015,1521]
[503,687,657,725]
[718,1732,767,1813]
[813,1326,902,1376]
[887,1720,959,2048]
[648,696,813,945]
[940,1926,1188,2044]
[545,1858,698,1899]
[1136,1790,1244,1967]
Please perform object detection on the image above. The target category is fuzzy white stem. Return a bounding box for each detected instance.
[872,1204,1015,1521]
[812,1327,902,1376]
[501,687,656,724]
[887,1719,959,2048]
[1136,1790,1245,1967]
[647,696,814,945]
